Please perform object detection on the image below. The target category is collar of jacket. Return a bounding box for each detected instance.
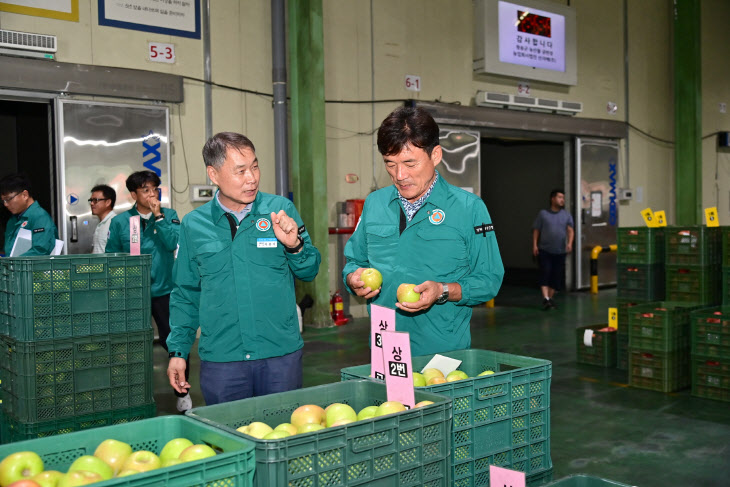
[210,190,258,226]
[388,170,448,213]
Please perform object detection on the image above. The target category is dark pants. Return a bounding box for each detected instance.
[152,294,188,397]
[200,348,304,405]
[538,251,566,291]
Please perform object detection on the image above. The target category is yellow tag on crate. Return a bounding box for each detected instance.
[608,307,618,329]
[705,207,720,227]
[653,210,667,227]
[641,208,657,227]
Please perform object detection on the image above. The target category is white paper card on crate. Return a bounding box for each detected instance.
[489,465,525,487]
[420,354,461,376]
[10,228,32,257]
[583,329,594,347]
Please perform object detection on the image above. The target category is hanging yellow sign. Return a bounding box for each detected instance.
[0,1,78,22]
[653,210,667,227]
[705,207,720,227]
[608,307,618,329]
[641,208,658,228]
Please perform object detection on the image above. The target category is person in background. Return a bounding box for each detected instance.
[105,171,190,411]
[532,189,574,310]
[0,173,57,257]
[89,184,116,254]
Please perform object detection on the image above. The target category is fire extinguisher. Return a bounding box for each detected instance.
[331,290,349,326]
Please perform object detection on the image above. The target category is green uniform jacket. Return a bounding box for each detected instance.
[105,205,179,297]
[343,173,504,356]
[167,191,321,362]
[3,201,58,256]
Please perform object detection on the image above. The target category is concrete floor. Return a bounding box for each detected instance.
[153,285,730,487]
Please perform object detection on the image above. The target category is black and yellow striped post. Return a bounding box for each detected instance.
[590,244,617,294]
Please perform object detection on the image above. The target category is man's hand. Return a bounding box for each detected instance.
[566,242,573,253]
[346,268,381,299]
[148,193,162,218]
[270,210,300,249]
[396,280,441,313]
[167,357,191,394]
[533,245,539,257]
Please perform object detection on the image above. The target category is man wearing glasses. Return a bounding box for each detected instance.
[89,184,116,254]
[0,173,57,257]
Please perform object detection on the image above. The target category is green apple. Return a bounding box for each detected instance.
[94,439,132,475]
[324,403,357,427]
[161,458,184,468]
[178,445,216,463]
[121,451,161,473]
[159,438,194,464]
[374,401,406,417]
[446,370,469,382]
[31,470,63,487]
[236,422,273,439]
[357,406,379,421]
[360,268,383,290]
[57,471,103,487]
[422,368,444,384]
[262,430,291,440]
[414,400,434,408]
[396,284,420,303]
[116,470,139,477]
[0,452,44,486]
[412,372,426,387]
[296,423,325,434]
[478,370,495,376]
[274,423,298,436]
[68,456,113,481]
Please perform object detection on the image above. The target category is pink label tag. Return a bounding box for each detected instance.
[381,330,415,408]
[129,215,141,256]
[371,304,396,380]
[489,465,526,487]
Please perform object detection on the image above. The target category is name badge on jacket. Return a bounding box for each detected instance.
[257,238,277,248]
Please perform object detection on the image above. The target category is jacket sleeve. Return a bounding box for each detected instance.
[105,217,123,253]
[456,200,504,306]
[284,202,321,282]
[153,209,180,252]
[167,219,200,360]
[341,206,370,294]
[24,219,56,256]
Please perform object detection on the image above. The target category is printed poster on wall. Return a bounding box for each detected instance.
[98,0,200,39]
[0,0,78,22]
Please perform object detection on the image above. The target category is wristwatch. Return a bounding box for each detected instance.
[285,236,304,254]
[436,283,449,304]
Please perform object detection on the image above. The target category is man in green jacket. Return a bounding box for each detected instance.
[1,174,57,256]
[343,107,504,356]
[166,132,321,405]
[105,170,188,409]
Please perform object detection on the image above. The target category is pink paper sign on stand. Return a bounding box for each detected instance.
[489,465,526,487]
[381,330,415,408]
[370,304,396,380]
[129,215,141,256]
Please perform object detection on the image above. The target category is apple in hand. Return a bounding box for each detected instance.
[57,471,103,487]
[446,370,469,382]
[30,471,63,487]
[397,284,420,304]
[68,455,113,481]
[94,439,132,475]
[0,452,44,486]
[121,451,161,473]
[360,268,383,290]
[179,445,216,463]
[324,403,357,427]
[159,438,194,465]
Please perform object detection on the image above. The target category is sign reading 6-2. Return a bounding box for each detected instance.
[149,42,175,64]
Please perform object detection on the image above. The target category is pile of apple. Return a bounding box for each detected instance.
[412,368,496,387]
[237,400,433,440]
[0,437,216,487]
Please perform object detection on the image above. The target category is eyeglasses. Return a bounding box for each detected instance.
[1,193,20,205]
[88,198,110,204]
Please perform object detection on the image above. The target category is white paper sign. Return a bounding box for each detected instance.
[420,354,462,376]
[405,75,421,92]
[583,329,594,347]
[100,0,199,38]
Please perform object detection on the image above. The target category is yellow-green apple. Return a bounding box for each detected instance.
[7,481,41,487]
[414,401,434,408]
[446,370,468,382]
[478,370,495,376]
[422,368,444,383]
[330,419,354,427]
[396,284,420,303]
[236,422,273,439]
[324,403,357,427]
[296,423,325,434]
[57,471,103,487]
[161,458,184,468]
[360,268,382,290]
[121,451,161,473]
[94,439,132,475]
[427,376,447,385]
[178,445,216,463]
[290,405,325,428]
[0,452,44,486]
[357,406,379,421]
[116,470,138,478]
[274,423,297,436]
[30,470,63,487]
[67,456,112,481]
[374,401,406,417]
[159,438,194,465]
[262,430,291,440]
[412,372,426,387]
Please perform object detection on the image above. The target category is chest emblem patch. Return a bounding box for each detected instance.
[256,218,271,231]
[21,221,28,227]
[429,209,445,225]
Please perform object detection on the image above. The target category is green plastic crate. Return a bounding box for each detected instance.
[691,355,730,402]
[689,307,730,359]
[629,348,690,392]
[186,380,452,487]
[545,474,632,486]
[576,325,617,367]
[665,264,720,304]
[528,469,554,486]
[340,349,552,487]
[0,414,256,487]
[616,227,664,264]
[665,226,721,266]
[616,330,629,371]
[721,266,730,305]
[0,330,153,422]
[616,298,648,332]
[721,227,730,266]
[627,301,701,351]
[616,263,665,301]
[0,402,156,444]
[0,254,151,342]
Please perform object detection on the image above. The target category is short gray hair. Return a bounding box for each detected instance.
[202,132,256,168]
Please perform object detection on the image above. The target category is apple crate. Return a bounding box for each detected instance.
[665,264,720,304]
[0,254,151,342]
[629,348,690,392]
[0,403,156,444]
[0,330,154,423]
[340,349,552,487]
[616,263,665,301]
[627,301,702,352]
[0,415,256,487]
[691,355,730,402]
[186,380,452,487]
[575,325,617,367]
[665,226,721,266]
[616,227,664,265]
[689,306,730,359]
[545,474,632,487]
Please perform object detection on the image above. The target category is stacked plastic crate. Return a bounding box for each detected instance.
[615,227,665,370]
[689,307,730,402]
[0,254,156,443]
[664,226,721,305]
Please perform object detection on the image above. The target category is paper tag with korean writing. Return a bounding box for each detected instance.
[654,210,667,227]
[608,307,618,329]
[705,207,720,227]
[641,208,657,227]
[129,216,141,256]
[420,354,461,376]
[371,304,396,380]
[381,330,415,408]
[489,465,525,487]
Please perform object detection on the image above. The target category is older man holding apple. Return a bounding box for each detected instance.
[343,106,504,356]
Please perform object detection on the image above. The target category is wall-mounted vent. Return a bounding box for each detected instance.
[475,91,582,116]
[0,29,57,53]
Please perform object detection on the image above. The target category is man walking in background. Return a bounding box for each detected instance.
[0,173,57,256]
[532,189,574,310]
[89,184,116,254]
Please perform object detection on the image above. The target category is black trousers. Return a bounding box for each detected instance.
[152,294,189,397]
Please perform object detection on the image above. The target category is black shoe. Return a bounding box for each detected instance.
[548,299,557,309]
[542,298,551,310]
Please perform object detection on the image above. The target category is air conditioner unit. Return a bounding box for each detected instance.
[0,29,57,59]
[475,91,582,116]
